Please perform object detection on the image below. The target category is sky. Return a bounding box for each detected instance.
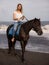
[0,0,49,21]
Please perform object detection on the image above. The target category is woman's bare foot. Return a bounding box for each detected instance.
[11,37,15,42]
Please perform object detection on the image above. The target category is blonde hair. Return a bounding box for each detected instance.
[16,3,23,13]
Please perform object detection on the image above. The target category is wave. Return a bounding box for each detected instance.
[0,24,49,34]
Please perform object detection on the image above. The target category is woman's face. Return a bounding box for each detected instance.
[17,5,22,10]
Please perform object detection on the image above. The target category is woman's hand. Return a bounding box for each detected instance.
[20,15,25,20]
[17,16,25,21]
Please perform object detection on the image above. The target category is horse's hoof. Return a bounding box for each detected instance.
[22,58,25,62]
[14,52,17,56]
[11,52,17,56]
[8,51,11,54]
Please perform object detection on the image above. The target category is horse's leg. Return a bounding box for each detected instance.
[8,39,12,54]
[20,41,25,62]
[24,41,27,50]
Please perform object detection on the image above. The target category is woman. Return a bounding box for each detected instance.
[11,3,25,42]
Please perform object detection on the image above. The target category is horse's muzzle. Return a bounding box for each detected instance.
[37,30,43,35]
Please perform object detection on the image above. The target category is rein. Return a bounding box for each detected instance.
[25,16,29,21]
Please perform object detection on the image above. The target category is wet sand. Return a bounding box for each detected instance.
[0,49,49,65]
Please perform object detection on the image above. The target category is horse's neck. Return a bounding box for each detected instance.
[22,20,34,34]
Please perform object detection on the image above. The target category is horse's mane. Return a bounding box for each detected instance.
[21,18,40,28]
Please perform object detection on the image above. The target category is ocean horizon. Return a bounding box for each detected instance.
[0,21,49,26]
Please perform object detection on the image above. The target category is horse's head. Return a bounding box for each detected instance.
[32,18,43,35]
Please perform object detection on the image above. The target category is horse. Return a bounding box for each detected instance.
[6,18,43,62]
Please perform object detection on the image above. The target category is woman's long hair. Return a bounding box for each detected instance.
[16,3,23,13]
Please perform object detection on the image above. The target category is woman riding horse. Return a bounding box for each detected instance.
[6,18,43,62]
[12,3,26,42]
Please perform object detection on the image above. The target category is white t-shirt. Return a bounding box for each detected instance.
[13,11,23,22]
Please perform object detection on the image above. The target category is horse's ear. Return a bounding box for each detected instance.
[39,18,40,21]
[34,18,36,20]
[35,18,36,19]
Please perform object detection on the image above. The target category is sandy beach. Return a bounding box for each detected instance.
[0,49,49,65]
[0,32,49,65]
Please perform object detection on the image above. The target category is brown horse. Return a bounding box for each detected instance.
[6,18,43,61]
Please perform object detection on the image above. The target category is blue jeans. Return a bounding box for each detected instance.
[13,21,22,37]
